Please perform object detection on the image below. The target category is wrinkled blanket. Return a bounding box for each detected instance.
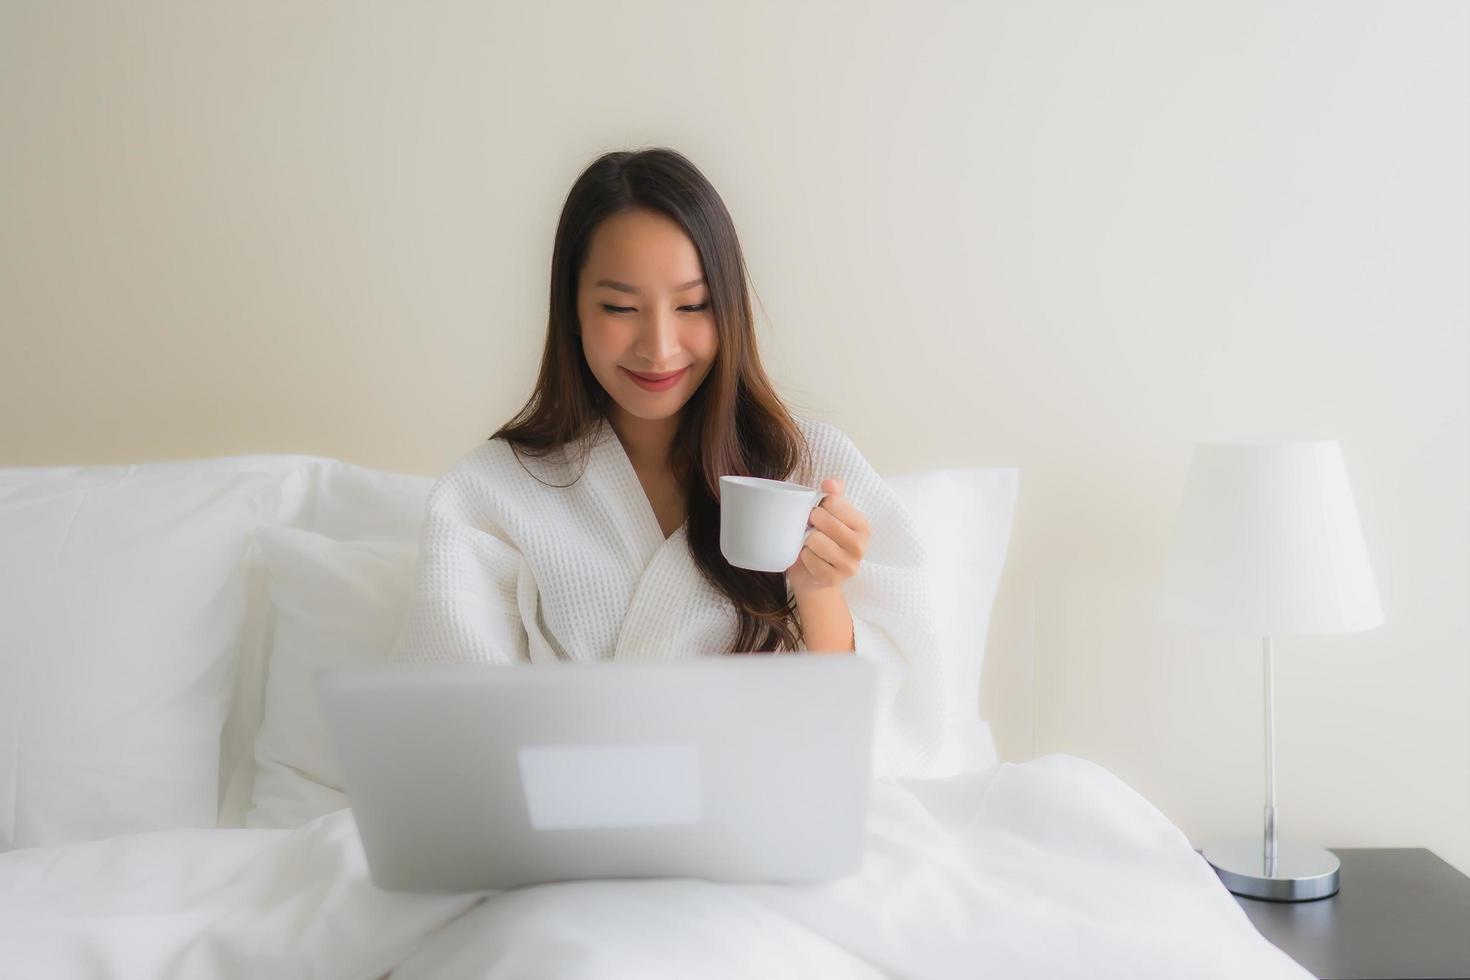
[0,754,1310,979]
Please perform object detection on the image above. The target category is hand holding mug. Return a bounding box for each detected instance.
[785,478,870,598]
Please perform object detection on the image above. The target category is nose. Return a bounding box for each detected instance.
[633,306,682,369]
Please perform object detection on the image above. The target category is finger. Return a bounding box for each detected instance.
[800,546,835,581]
[816,492,870,541]
[808,504,862,555]
[804,530,855,575]
[814,478,863,525]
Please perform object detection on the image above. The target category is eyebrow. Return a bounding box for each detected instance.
[592,277,705,296]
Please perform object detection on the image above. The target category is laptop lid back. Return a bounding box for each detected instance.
[315,654,877,892]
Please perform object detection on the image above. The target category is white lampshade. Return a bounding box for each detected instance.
[1159,436,1384,636]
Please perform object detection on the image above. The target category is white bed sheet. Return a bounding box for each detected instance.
[0,754,1312,980]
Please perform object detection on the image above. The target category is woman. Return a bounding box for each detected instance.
[391,147,948,778]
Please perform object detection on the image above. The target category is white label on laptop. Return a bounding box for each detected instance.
[517,743,703,831]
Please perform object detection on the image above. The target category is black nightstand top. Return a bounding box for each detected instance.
[1217,848,1470,980]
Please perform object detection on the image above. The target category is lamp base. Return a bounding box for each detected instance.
[1200,838,1340,902]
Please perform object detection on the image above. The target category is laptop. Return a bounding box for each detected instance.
[313,654,877,892]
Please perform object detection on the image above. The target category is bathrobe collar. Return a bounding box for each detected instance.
[587,417,700,663]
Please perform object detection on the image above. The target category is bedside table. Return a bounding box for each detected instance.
[1207,848,1470,980]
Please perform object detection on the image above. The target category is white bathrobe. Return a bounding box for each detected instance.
[389,414,949,779]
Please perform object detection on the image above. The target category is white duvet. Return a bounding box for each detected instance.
[0,754,1311,980]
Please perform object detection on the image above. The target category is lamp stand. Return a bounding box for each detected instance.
[1199,636,1341,902]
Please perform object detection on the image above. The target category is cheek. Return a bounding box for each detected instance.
[578,300,612,335]
[580,318,622,357]
[691,321,720,359]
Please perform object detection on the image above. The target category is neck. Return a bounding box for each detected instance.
[608,407,680,473]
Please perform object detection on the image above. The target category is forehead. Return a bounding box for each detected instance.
[581,208,704,285]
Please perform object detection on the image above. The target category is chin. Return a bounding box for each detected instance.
[616,400,690,422]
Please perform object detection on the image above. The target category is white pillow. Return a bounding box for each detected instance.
[0,467,281,849]
[246,525,419,828]
[886,468,1020,774]
[273,458,436,543]
[217,459,432,827]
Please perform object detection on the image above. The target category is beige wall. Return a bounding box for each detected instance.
[3,1,1466,875]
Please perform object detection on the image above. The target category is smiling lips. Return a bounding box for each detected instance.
[622,366,689,392]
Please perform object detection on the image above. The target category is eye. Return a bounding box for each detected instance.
[600,303,709,314]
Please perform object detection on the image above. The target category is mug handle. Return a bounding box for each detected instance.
[802,490,832,542]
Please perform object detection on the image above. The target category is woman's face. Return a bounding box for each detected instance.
[577,208,719,424]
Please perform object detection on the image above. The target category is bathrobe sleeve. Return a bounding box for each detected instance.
[389,464,531,667]
[795,419,950,780]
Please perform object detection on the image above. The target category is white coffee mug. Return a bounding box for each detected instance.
[719,476,830,573]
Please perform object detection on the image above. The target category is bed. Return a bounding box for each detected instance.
[0,452,1313,978]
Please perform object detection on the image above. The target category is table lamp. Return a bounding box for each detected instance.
[1158,436,1384,901]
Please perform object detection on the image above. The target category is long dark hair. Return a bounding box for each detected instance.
[491,147,814,653]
